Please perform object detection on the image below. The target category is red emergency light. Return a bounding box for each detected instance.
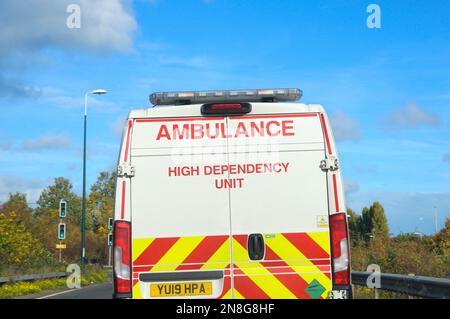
[201,103,251,115]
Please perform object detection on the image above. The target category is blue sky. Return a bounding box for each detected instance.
[0,0,449,234]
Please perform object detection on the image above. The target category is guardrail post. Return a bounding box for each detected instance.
[407,273,415,299]
[374,288,379,299]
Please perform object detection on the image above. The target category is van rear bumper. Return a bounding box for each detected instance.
[113,292,132,299]
[139,270,223,283]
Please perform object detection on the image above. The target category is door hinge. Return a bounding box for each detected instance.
[320,156,339,171]
[117,163,135,177]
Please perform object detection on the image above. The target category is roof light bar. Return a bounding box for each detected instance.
[149,88,302,106]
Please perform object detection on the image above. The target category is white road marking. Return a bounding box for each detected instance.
[37,287,85,299]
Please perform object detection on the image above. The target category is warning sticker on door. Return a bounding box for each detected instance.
[305,279,326,299]
[316,215,328,228]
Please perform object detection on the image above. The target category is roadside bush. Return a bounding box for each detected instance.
[0,278,66,299]
[0,212,55,275]
[0,268,110,299]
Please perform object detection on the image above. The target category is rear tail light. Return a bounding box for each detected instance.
[113,221,131,296]
[201,102,251,115]
[330,213,350,286]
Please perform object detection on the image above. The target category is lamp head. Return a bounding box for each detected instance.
[91,89,107,95]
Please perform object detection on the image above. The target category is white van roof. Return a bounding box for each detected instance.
[128,103,326,119]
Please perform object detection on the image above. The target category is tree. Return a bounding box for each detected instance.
[347,208,361,244]
[360,207,371,239]
[356,202,391,269]
[32,176,113,264]
[426,218,450,258]
[360,202,389,240]
[35,177,83,226]
[87,171,116,232]
[388,234,449,277]
[370,202,389,239]
[0,193,33,227]
[0,212,53,274]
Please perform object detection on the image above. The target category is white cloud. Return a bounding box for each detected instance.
[383,103,440,130]
[344,177,360,195]
[40,87,122,113]
[0,74,41,100]
[329,110,361,141]
[346,191,450,235]
[20,133,71,151]
[0,0,137,100]
[0,175,47,203]
[0,0,137,56]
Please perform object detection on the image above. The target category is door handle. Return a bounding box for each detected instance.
[247,234,264,260]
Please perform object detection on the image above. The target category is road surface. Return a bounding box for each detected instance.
[36,282,113,299]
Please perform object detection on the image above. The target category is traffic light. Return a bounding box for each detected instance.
[59,200,67,218]
[107,232,113,246]
[58,223,66,240]
[108,218,113,230]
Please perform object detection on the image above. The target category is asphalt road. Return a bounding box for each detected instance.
[37,282,113,299]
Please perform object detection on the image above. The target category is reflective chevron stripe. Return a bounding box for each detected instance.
[180,235,229,270]
[263,233,331,298]
[131,232,331,299]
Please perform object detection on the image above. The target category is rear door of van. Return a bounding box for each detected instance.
[129,115,233,299]
[226,109,332,299]
[124,105,337,299]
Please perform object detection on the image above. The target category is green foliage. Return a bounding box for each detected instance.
[369,202,389,239]
[1,278,65,299]
[0,280,65,299]
[1,170,448,295]
[87,171,116,233]
[35,177,83,227]
[0,266,110,298]
[0,212,54,274]
[0,193,33,227]
[349,202,450,279]
[347,208,361,242]
[0,172,116,275]
[80,268,109,286]
[356,202,390,241]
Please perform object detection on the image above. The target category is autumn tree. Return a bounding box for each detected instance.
[346,202,391,271]
[0,193,33,227]
[369,202,389,239]
[87,171,116,233]
[0,212,53,274]
[347,208,361,244]
[35,177,84,226]
[358,202,390,241]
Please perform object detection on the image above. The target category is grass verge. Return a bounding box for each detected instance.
[0,266,110,299]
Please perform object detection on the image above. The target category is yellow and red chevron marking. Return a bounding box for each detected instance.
[133,235,230,272]
[232,233,331,299]
[131,232,331,299]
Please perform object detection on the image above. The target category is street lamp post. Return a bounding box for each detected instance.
[81,89,107,265]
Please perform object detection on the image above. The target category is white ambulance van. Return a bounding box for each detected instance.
[112,88,351,299]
